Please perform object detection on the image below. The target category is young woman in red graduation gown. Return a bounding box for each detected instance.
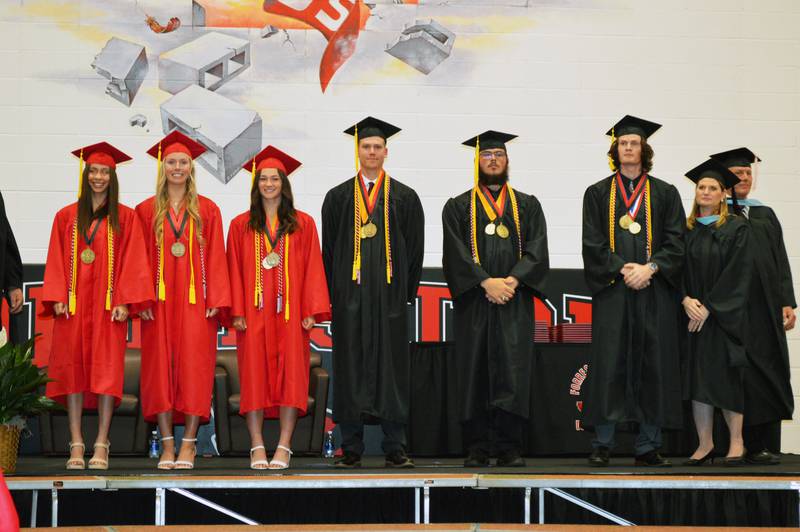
[136,131,231,470]
[42,143,153,470]
[226,146,330,469]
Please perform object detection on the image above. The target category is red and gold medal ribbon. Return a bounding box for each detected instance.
[351,171,392,284]
[608,175,653,259]
[477,184,508,222]
[469,183,522,264]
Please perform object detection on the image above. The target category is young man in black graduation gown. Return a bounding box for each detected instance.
[710,147,796,465]
[442,131,549,467]
[321,117,425,468]
[581,116,685,467]
[0,191,23,338]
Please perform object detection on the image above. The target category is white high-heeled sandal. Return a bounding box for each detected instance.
[88,441,110,470]
[249,445,270,470]
[268,445,293,470]
[66,442,86,470]
[173,438,197,470]
[157,436,176,470]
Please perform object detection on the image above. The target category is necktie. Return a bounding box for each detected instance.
[742,205,750,219]
[367,181,374,195]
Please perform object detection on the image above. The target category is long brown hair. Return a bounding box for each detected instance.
[248,169,298,235]
[687,180,730,230]
[607,137,655,173]
[77,165,119,234]
[153,159,203,246]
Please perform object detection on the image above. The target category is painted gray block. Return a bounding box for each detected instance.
[91,37,148,106]
[159,31,250,94]
[160,85,262,184]
[385,19,455,75]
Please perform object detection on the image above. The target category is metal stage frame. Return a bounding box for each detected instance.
[8,473,800,528]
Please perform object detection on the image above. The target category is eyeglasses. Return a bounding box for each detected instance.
[479,151,507,160]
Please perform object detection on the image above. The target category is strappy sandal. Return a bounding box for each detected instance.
[66,442,86,470]
[268,445,293,470]
[157,436,176,470]
[173,438,197,470]
[249,445,269,470]
[88,441,110,470]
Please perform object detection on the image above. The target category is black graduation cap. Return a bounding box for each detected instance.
[709,147,761,168]
[344,116,401,141]
[462,130,518,151]
[685,159,740,189]
[606,115,662,139]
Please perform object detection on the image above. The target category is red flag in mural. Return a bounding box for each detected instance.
[263,0,364,92]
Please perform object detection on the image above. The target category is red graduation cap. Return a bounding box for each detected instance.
[146,130,207,160]
[71,141,132,169]
[242,145,302,176]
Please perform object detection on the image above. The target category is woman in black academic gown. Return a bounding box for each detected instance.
[681,159,752,466]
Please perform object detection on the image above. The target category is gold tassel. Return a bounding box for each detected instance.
[156,143,162,189]
[251,158,256,187]
[78,149,84,199]
[607,127,616,171]
[188,218,196,304]
[354,124,359,173]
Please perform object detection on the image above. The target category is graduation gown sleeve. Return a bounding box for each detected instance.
[648,184,686,291]
[399,189,425,303]
[321,188,339,300]
[581,183,626,294]
[40,210,70,316]
[702,219,752,352]
[115,209,155,315]
[225,216,247,323]
[508,194,549,297]
[764,208,796,308]
[0,192,22,295]
[202,199,231,313]
[441,196,491,299]
[299,216,332,322]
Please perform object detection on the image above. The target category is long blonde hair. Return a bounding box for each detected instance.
[686,197,729,230]
[153,160,203,245]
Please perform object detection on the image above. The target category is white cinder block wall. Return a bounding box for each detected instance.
[1,1,798,449]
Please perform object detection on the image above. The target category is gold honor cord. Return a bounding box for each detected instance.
[105,224,114,310]
[69,221,78,314]
[470,137,480,263]
[608,177,652,259]
[254,230,263,308]
[352,172,392,284]
[188,219,196,304]
[470,183,522,265]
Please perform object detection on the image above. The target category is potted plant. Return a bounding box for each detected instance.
[0,337,60,474]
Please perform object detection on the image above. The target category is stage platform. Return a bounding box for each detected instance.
[8,456,800,528]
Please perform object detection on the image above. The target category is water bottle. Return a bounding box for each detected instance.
[323,430,335,458]
[148,430,160,458]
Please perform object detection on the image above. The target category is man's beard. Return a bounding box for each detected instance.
[478,167,509,187]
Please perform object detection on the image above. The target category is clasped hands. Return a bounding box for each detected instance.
[481,276,519,305]
[232,315,316,332]
[682,296,710,332]
[620,262,653,291]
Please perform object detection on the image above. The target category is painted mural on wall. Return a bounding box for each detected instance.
[2,0,543,186]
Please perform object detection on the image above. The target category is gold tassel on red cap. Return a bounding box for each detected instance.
[78,149,84,199]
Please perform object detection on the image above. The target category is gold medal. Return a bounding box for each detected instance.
[619,214,632,229]
[171,242,186,257]
[496,223,510,239]
[262,252,280,270]
[80,248,95,264]
[628,221,642,234]
[360,222,377,239]
[485,223,496,236]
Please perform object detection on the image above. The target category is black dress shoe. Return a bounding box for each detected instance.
[334,452,362,468]
[385,450,415,468]
[588,447,610,467]
[683,449,715,466]
[745,449,780,465]
[496,450,526,468]
[634,451,671,467]
[464,450,490,468]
